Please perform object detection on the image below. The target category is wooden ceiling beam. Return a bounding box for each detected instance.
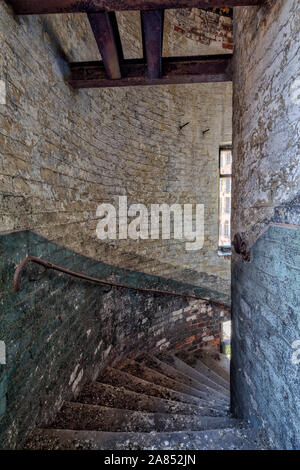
[7,1,265,15]
[141,10,164,79]
[67,55,232,88]
[88,12,123,80]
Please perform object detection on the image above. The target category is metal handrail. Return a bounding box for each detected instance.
[13,255,229,308]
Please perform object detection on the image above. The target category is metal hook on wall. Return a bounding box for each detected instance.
[232,233,250,262]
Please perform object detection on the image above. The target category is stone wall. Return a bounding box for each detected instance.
[231,224,300,450]
[0,230,230,449]
[231,0,300,450]
[0,3,232,296]
[232,0,299,246]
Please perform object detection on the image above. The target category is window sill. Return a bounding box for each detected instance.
[218,250,232,257]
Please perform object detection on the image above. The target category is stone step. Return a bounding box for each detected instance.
[176,350,230,390]
[118,360,228,410]
[74,382,226,415]
[137,355,229,405]
[46,401,236,433]
[193,350,230,382]
[157,353,230,397]
[25,427,268,450]
[98,367,227,417]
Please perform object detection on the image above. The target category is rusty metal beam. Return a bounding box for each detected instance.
[67,55,232,88]
[7,1,265,15]
[141,10,164,79]
[88,12,123,80]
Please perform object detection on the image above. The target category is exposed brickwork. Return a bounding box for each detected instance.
[231,0,300,450]
[0,3,232,296]
[163,8,233,54]
[0,230,230,449]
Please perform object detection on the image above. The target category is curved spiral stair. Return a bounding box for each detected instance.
[25,350,268,450]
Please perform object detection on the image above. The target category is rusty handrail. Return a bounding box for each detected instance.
[13,255,229,308]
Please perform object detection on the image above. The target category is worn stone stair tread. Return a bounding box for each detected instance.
[46,401,236,433]
[73,382,226,415]
[194,350,230,382]
[176,350,230,390]
[142,354,228,402]
[98,366,199,406]
[137,355,229,405]
[204,351,230,375]
[165,352,230,394]
[118,360,228,410]
[25,427,268,450]
[98,367,227,416]
[157,352,230,397]
[21,344,271,450]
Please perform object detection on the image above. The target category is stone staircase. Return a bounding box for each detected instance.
[24,350,268,450]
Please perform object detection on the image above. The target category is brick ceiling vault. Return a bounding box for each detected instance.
[7,1,263,88]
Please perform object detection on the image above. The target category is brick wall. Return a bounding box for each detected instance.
[0,3,232,297]
[163,8,233,54]
[0,230,230,448]
[231,0,300,449]
[232,0,299,246]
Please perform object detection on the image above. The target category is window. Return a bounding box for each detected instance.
[219,148,232,250]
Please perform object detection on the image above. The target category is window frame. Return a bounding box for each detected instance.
[218,146,232,253]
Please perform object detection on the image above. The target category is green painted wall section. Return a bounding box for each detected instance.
[231,224,300,449]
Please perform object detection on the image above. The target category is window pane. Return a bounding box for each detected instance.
[226,178,230,193]
[220,149,232,175]
[224,221,229,236]
[225,197,230,213]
